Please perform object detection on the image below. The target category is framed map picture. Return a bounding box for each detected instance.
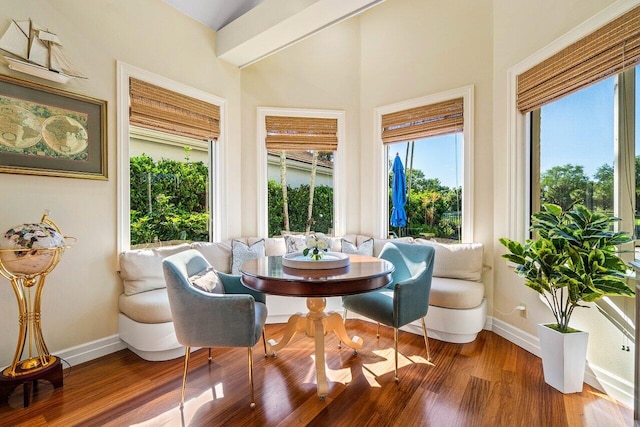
[0,74,107,179]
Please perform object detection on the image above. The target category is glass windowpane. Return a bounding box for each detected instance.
[267,150,335,237]
[386,134,463,242]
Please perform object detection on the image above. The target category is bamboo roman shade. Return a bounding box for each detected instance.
[517,5,640,113]
[265,116,338,151]
[381,98,464,144]
[129,78,220,141]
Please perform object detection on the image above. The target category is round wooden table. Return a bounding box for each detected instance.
[240,254,394,398]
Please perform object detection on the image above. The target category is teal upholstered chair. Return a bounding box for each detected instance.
[162,250,268,408]
[342,241,435,382]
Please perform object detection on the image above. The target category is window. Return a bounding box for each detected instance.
[385,134,463,242]
[531,77,615,215]
[375,87,474,242]
[117,62,226,253]
[127,78,220,246]
[257,108,346,238]
[509,5,640,245]
[128,126,211,246]
[530,69,637,255]
[517,5,639,257]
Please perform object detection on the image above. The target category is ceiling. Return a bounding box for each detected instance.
[162,0,265,32]
[162,0,385,67]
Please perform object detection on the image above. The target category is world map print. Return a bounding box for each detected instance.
[0,94,89,161]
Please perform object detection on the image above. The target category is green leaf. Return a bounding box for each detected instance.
[502,254,525,265]
[591,278,634,296]
[543,203,563,216]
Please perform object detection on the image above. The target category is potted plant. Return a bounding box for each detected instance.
[499,203,634,393]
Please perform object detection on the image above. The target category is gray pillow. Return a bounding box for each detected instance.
[284,234,307,253]
[188,266,225,294]
[341,238,374,256]
[231,239,265,274]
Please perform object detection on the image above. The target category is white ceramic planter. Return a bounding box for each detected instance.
[537,323,589,393]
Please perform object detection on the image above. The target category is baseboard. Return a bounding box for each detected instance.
[54,335,127,368]
[584,362,634,409]
[490,317,634,408]
[491,317,541,357]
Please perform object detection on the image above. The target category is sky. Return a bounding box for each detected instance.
[388,134,462,188]
[539,73,640,178]
[387,69,639,189]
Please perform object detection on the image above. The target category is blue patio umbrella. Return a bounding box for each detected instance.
[390,154,407,229]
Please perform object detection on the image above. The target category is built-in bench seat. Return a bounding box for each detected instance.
[117,236,486,360]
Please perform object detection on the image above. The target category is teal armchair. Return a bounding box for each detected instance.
[342,241,435,381]
[162,250,268,408]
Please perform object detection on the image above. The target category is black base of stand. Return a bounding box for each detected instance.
[0,357,63,408]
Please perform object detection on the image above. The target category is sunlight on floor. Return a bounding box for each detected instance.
[127,348,434,426]
[587,390,619,403]
[362,347,432,381]
[129,385,220,427]
[305,354,353,385]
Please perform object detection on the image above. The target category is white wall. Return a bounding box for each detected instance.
[0,0,241,367]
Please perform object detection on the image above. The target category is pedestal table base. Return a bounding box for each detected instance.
[266,297,362,398]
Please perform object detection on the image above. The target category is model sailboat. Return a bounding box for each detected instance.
[0,19,86,84]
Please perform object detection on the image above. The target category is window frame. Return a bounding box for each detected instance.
[116,61,227,254]
[256,107,346,237]
[529,70,636,239]
[373,85,475,242]
[506,2,639,242]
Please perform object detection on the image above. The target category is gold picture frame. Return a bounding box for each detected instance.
[0,74,107,180]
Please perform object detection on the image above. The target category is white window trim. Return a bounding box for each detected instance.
[256,107,346,237]
[116,61,227,254]
[129,125,209,153]
[373,85,475,242]
[505,0,639,242]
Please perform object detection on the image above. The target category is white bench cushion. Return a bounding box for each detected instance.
[119,289,172,323]
[429,277,484,309]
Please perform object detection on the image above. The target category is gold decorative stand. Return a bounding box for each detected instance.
[0,213,70,407]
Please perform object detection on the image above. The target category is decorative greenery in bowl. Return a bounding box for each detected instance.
[499,203,634,332]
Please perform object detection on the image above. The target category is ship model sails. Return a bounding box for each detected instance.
[0,19,86,83]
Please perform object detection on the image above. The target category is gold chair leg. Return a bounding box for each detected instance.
[248,347,256,409]
[394,328,399,383]
[208,347,212,362]
[338,309,348,348]
[180,346,191,408]
[421,317,431,362]
[262,331,268,357]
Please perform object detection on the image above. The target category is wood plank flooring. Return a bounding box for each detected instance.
[0,320,633,426]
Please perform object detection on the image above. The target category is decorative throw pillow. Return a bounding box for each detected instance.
[341,238,374,256]
[231,239,265,274]
[188,266,224,294]
[284,234,307,254]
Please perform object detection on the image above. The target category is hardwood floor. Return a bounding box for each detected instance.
[0,320,633,427]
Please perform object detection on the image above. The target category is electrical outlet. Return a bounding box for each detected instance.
[519,303,527,318]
